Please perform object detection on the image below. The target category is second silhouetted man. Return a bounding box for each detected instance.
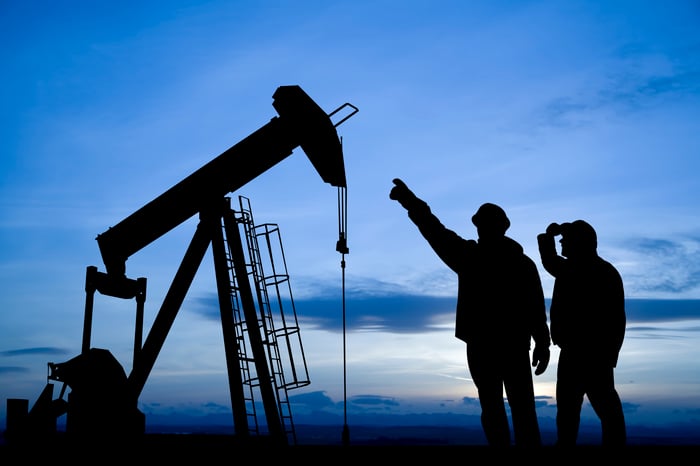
[537,220,627,447]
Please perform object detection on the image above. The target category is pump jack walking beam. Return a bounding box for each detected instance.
[96,85,350,278]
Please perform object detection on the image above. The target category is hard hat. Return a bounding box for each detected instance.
[561,220,597,250]
[471,203,510,234]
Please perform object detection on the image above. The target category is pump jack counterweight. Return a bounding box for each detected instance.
[6,85,357,447]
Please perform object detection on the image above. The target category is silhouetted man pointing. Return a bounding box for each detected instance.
[390,178,551,447]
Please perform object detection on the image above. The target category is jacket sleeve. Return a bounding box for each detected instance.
[526,256,551,348]
[606,263,627,367]
[405,198,475,272]
[537,232,565,277]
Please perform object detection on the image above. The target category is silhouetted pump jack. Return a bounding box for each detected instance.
[7,85,357,447]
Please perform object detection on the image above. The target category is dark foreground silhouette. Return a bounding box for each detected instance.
[1,431,698,462]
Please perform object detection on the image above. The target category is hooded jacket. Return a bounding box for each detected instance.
[538,232,626,367]
[406,198,550,350]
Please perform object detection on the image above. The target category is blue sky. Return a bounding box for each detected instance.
[1,0,700,445]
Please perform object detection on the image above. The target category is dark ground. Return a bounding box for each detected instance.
[1,431,699,462]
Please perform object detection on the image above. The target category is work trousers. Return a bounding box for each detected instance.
[556,348,626,446]
[466,343,542,447]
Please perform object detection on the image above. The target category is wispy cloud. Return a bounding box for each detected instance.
[0,366,29,374]
[621,236,700,296]
[191,286,698,335]
[625,299,700,322]
[622,401,641,414]
[192,290,455,334]
[351,395,400,408]
[0,347,70,357]
[537,41,700,129]
[461,396,481,408]
[289,390,336,409]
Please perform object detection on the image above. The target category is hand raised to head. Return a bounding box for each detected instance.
[546,222,562,237]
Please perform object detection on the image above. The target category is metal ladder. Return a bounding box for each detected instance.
[223,196,310,445]
[221,208,260,437]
